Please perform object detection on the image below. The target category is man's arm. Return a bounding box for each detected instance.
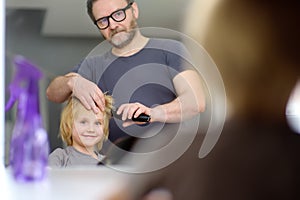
[46,73,77,103]
[46,72,105,112]
[151,69,205,122]
[119,69,206,127]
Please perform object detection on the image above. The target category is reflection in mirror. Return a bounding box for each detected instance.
[4,0,188,170]
[286,79,300,134]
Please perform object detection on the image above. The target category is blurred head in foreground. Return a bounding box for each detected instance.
[135,1,300,199]
[105,1,300,199]
[185,0,300,123]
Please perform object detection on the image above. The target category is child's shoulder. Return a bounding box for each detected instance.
[49,147,65,157]
[50,146,74,156]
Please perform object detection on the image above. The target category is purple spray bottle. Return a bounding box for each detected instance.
[5,56,49,182]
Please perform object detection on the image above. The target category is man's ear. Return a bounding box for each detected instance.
[131,2,139,19]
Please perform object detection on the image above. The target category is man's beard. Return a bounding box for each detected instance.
[107,19,138,49]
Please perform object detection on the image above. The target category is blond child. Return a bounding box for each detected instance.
[49,95,113,167]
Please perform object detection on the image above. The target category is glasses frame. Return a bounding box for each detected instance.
[94,1,134,30]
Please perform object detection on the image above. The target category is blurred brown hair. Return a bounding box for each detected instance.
[185,0,300,121]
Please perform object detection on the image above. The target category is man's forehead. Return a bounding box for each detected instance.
[93,0,128,15]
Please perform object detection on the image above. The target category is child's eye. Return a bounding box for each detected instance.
[95,121,102,126]
[80,120,87,124]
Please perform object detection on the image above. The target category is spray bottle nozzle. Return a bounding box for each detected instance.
[5,56,43,111]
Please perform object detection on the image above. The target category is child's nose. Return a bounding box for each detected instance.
[87,124,95,132]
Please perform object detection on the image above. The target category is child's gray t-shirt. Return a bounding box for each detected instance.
[48,146,105,167]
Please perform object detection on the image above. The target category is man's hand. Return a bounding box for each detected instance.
[117,102,152,127]
[67,73,105,113]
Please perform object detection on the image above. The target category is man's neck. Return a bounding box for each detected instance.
[111,31,149,57]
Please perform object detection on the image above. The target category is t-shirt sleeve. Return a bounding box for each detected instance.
[72,56,105,84]
[73,58,94,82]
[48,148,66,168]
[71,59,83,73]
[164,40,195,77]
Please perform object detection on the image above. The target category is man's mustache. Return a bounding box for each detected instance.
[110,29,126,37]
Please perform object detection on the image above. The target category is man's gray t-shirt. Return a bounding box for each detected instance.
[75,38,194,144]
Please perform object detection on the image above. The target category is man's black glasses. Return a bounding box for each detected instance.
[94,1,134,30]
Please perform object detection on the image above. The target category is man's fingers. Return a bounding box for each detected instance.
[93,92,105,112]
[122,106,131,120]
[133,105,148,118]
[123,121,147,127]
[73,75,105,113]
[122,121,134,127]
[91,103,100,114]
[117,103,151,121]
[127,103,141,119]
[79,97,92,111]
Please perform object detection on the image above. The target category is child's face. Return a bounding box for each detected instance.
[72,104,104,150]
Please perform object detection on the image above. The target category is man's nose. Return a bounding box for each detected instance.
[108,17,119,30]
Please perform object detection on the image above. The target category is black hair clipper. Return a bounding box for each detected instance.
[111,108,151,122]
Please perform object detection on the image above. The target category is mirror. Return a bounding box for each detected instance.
[4,0,188,167]
[4,0,299,169]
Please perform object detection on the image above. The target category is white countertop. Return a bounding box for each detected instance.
[0,166,130,200]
